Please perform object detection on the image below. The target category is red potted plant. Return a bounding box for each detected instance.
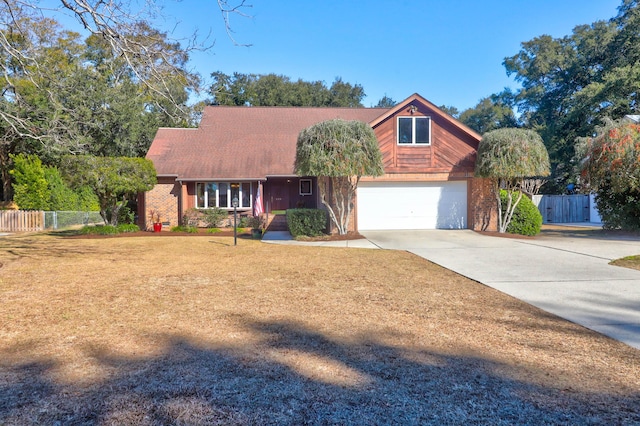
[149,210,162,232]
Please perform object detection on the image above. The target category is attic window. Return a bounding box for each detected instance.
[398,116,431,145]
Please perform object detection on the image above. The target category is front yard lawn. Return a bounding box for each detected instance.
[0,233,638,424]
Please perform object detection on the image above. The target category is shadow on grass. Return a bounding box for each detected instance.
[1,319,638,425]
[0,234,96,261]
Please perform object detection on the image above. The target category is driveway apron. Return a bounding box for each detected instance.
[362,230,640,350]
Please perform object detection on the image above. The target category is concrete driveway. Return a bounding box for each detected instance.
[362,229,640,350]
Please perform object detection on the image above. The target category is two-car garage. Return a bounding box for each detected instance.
[356,180,468,230]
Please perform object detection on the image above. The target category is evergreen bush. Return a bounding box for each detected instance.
[500,190,542,236]
[117,205,136,225]
[80,225,119,235]
[203,207,228,227]
[44,166,99,211]
[79,224,139,235]
[287,208,327,237]
[117,224,140,233]
[184,207,228,228]
[594,185,640,230]
[171,225,198,233]
[10,154,50,210]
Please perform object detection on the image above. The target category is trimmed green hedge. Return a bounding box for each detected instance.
[171,225,198,233]
[500,190,542,236]
[79,223,140,235]
[286,208,327,237]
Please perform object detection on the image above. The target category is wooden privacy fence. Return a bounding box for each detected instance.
[0,210,45,232]
[532,194,590,223]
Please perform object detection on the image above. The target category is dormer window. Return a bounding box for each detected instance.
[398,116,431,145]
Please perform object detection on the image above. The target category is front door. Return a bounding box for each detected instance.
[270,182,290,211]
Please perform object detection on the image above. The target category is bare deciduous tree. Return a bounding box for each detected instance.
[520,178,546,197]
[0,0,250,141]
[0,1,250,199]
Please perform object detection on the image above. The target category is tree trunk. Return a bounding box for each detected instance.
[494,180,504,232]
[0,148,13,201]
[498,179,525,233]
[318,176,358,235]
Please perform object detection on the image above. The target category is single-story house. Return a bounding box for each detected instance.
[140,93,496,232]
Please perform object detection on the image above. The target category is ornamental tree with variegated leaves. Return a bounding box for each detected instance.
[577,118,640,229]
[579,119,640,193]
[295,119,383,235]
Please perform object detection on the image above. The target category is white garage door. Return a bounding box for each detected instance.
[357,181,468,230]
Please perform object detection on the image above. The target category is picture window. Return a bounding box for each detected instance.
[196,182,253,209]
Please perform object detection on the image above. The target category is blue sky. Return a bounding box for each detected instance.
[51,0,623,110]
[160,0,622,110]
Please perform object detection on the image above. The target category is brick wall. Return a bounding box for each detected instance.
[142,177,497,232]
[469,177,497,231]
[143,179,180,230]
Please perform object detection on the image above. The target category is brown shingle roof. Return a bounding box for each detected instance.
[147,106,389,180]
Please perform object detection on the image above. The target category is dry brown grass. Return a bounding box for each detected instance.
[611,255,640,271]
[0,232,638,425]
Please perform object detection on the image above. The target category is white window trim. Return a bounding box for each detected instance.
[397,116,431,145]
[196,182,253,209]
[299,179,312,196]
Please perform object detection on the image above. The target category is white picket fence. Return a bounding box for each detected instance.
[0,210,44,232]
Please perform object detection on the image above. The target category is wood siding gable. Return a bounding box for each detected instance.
[371,94,480,175]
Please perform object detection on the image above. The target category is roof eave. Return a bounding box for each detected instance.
[177,177,269,182]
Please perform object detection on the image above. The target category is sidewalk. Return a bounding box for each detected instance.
[262,231,379,249]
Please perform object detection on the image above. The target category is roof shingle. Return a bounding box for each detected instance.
[147,106,389,180]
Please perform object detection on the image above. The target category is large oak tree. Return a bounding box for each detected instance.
[208,72,366,107]
[503,0,640,189]
[0,14,197,200]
